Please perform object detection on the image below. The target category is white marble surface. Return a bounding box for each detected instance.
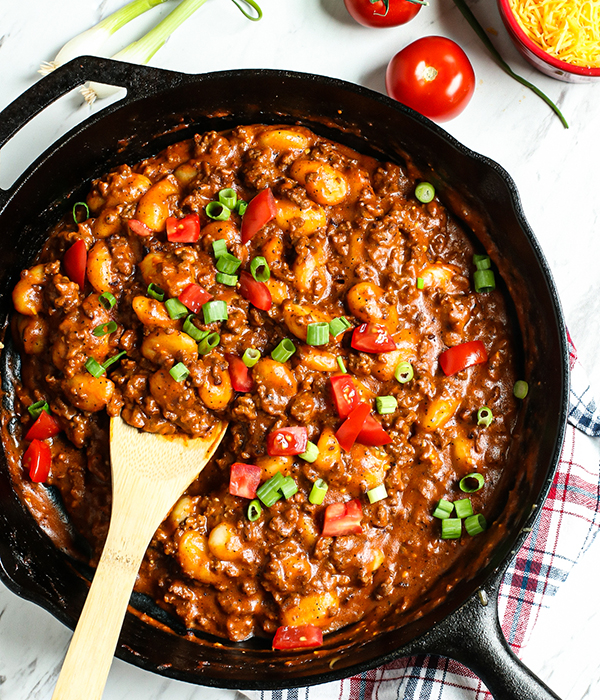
[1,0,600,698]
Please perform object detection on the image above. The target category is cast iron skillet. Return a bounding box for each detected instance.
[0,58,568,698]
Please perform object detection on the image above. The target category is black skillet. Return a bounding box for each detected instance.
[0,58,568,699]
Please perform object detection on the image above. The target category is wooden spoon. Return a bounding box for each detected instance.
[51,416,228,700]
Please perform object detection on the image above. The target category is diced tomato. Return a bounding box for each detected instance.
[23,439,51,483]
[439,340,488,376]
[322,499,363,537]
[351,323,397,353]
[25,411,61,441]
[63,239,87,289]
[357,414,392,446]
[330,375,358,419]
[241,188,277,243]
[272,624,323,650]
[267,426,308,456]
[238,271,272,311]
[178,283,213,314]
[226,354,253,392]
[128,219,153,237]
[229,462,262,499]
[335,402,370,452]
[166,214,201,242]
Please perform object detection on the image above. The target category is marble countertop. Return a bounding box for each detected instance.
[1,0,599,698]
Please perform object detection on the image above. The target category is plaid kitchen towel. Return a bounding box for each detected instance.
[242,333,600,700]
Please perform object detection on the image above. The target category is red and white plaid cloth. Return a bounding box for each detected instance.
[242,334,600,700]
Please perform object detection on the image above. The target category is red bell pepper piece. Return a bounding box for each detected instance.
[25,411,61,441]
[322,499,363,537]
[357,414,392,446]
[166,214,201,243]
[241,188,277,243]
[178,283,213,314]
[267,426,308,456]
[272,624,323,650]
[23,439,51,483]
[63,239,87,289]
[238,271,272,311]
[351,323,397,353]
[226,354,253,392]
[128,219,153,237]
[439,340,488,376]
[229,462,262,499]
[335,402,370,452]
[330,375,359,419]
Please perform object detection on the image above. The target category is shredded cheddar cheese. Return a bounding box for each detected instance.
[509,0,600,67]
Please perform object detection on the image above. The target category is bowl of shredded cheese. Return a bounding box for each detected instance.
[498,0,600,82]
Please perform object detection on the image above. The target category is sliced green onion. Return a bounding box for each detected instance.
[442,518,462,539]
[216,272,238,286]
[474,269,496,293]
[336,356,347,374]
[85,357,105,377]
[165,298,189,319]
[147,283,166,301]
[247,499,262,521]
[202,300,228,324]
[98,291,117,310]
[299,441,319,463]
[235,200,248,216]
[459,472,485,493]
[271,338,296,363]
[376,396,397,415]
[169,362,189,382]
[92,321,118,337]
[416,277,425,290]
[394,361,414,384]
[206,201,231,221]
[415,182,435,203]
[28,400,50,419]
[433,499,454,520]
[218,188,238,210]
[256,471,285,507]
[455,498,474,519]
[216,252,242,275]
[182,314,208,342]
[197,332,220,355]
[242,348,261,368]
[72,201,90,223]
[514,380,529,399]
[367,484,388,504]
[212,239,228,258]
[280,476,298,499]
[329,317,351,337]
[309,478,328,505]
[102,350,127,370]
[477,406,493,427]
[250,256,270,282]
[473,254,491,270]
[306,322,330,347]
[465,513,487,536]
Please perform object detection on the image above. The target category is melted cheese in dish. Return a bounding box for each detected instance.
[509,0,600,68]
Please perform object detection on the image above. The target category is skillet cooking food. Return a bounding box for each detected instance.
[4,123,521,648]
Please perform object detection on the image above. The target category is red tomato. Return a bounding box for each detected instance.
[63,239,87,289]
[229,462,262,499]
[386,36,476,122]
[23,439,51,483]
[238,271,272,311]
[25,411,61,441]
[344,0,422,28]
[178,283,213,314]
[330,375,358,419]
[241,189,276,244]
[272,624,323,650]
[357,414,392,446]
[439,340,488,376]
[322,499,363,537]
[335,402,370,452]
[166,214,201,242]
[351,323,397,353]
[226,354,253,392]
[128,219,153,237]
[267,426,308,456]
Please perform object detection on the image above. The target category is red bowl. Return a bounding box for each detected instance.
[497,0,600,83]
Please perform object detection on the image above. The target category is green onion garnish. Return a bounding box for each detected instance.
[416,277,425,290]
[102,350,127,370]
[329,317,351,337]
[250,256,270,282]
[459,472,485,493]
[433,499,454,519]
[367,484,388,504]
[442,518,462,539]
[197,332,220,355]
[182,314,208,342]
[212,239,228,258]
[477,406,493,427]
[216,252,242,275]
[72,201,90,224]
[215,272,238,286]
[336,356,347,373]
[465,513,487,536]
[28,400,50,419]
[376,396,397,415]
[299,441,319,463]
[85,357,105,377]
[165,298,189,319]
[280,475,298,499]
[202,299,228,324]
[247,499,262,521]
[473,254,491,270]
[271,338,296,363]
[92,321,118,337]
[474,269,496,293]
[256,471,285,507]
[415,182,435,203]
[309,478,328,505]
[306,322,329,347]
[242,348,261,367]
[218,188,238,210]
[394,361,414,384]
[235,200,248,216]
[514,380,529,399]
[454,498,474,519]
[169,362,189,383]
[147,283,166,301]
[206,201,231,221]
[98,292,117,310]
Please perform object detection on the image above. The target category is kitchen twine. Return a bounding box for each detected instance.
[241,331,600,700]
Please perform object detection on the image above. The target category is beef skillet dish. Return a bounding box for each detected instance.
[4,123,521,648]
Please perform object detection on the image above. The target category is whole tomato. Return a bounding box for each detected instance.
[344,0,422,28]
[386,36,475,122]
